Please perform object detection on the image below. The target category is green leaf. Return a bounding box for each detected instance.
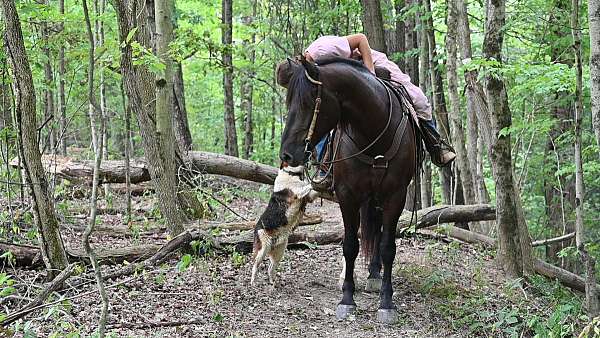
[177,254,192,271]
[125,27,138,44]
[0,286,15,297]
[212,312,224,322]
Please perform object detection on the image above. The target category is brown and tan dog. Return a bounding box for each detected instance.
[251,166,319,286]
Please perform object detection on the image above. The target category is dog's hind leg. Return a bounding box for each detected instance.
[268,238,288,286]
[251,236,271,286]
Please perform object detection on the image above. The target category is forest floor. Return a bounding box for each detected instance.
[0,177,588,337]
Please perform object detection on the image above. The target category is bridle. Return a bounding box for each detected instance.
[302,64,394,167]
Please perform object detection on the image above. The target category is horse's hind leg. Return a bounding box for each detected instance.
[336,198,360,320]
[363,200,383,292]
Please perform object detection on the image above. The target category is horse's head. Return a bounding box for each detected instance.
[276,57,342,167]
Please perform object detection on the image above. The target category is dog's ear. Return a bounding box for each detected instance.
[300,54,319,82]
[276,57,298,88]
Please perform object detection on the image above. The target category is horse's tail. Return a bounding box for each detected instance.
[360,198,382,263]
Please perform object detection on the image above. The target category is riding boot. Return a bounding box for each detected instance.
[419,118,456,167]
[311,132,334,193]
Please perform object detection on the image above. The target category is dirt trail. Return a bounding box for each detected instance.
[3,182,550,337]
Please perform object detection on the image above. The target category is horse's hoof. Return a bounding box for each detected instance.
[365,278,382,293]
[335,304,357,320]
[377,308,398,324]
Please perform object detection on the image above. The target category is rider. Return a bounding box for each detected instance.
[304,34,456,168]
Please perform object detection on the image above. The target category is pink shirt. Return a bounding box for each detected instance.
[305,36,432,120]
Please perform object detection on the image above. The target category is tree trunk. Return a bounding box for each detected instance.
[81,0,109,332]
[423,0,452,204]
[359,0,387,52]
[572,0,599,316]
[483,0,525,278]
[446,0,476,206]
[456,0,489,206]
[222,0,238,157]
[417,9,431,207]
[590,0,600,154]
[41,1,56,154]
[241,0,257,160]
[171,7,193,153]
[113,0,187,236]
[404,0,418,84]
[172,63,193,152]
[1,0,69,276]
[154,0,184,235]
[58,0,67,155]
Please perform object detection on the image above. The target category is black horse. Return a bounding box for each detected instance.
[277,57,416,324]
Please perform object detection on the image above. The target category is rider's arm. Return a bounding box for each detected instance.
[345,34,375,74]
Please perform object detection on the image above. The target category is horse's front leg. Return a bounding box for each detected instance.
[336,197,360,320]
[377,194,406,324]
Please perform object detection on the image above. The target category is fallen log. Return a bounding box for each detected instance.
[5,205,495,267]
[437,225,600,299]
[10,152,278,185]
[397,204,496,234]
[531,232,576,247]
[62,214,323,236]
[10,155,151,184]
[0,241,161,268]
[0,241,43,268]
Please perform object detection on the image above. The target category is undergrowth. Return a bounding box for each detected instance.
[397,240,590,337]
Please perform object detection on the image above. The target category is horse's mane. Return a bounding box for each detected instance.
[286,56,369,109]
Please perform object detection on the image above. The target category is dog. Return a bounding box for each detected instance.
[251,166,319,286]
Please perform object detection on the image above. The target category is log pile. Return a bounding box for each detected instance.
[0,204,497,266]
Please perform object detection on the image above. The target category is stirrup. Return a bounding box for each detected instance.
[431,141,456,167]
[311,174,333,193]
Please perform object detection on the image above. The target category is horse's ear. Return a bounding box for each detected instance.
[276,58,296,88]
[300,55,319,80]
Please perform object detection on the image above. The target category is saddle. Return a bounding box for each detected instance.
[335,78,421,188]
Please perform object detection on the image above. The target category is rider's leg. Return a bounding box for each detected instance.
[391,74,456,167]
[419,117,456,167]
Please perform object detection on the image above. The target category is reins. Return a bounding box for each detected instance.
[302,66,394,167]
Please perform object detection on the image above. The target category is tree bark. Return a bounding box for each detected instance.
[417,8,432,207]
[171,6,193,153]
[81,0,109,333]
[241,0,257,159]
[172,63,193,152]
[12,152,278,185]
[590,0,600,154]
[456,0,489,207]
[404,0,418,85]
[58,0,67,155]
[2,0,69,276]
[41,0,56,154]
[154,0,182,235]
[222,0,238,157]
[359,0,387,52]
[483,0,531,278]
[423,0,452,204]
[113,0,187,236]
[446,0,476,206]
[572,0,599,316]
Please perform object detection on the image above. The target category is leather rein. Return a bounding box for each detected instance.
[302,67,395,167]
